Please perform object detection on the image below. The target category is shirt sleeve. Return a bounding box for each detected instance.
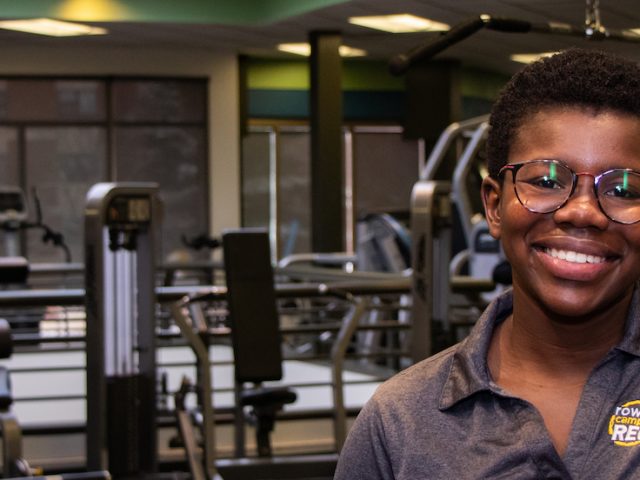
[333,396,395,480]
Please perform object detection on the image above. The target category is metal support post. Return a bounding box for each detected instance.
[410,181,452,362]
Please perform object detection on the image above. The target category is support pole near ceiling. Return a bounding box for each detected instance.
[309,30,344,253]
[403,60,461,179]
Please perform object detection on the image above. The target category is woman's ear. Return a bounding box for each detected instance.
[481,176,503,240]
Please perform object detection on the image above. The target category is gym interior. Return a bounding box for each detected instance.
[0,0,636,479]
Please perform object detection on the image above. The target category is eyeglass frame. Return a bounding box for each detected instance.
[497,159,640,225]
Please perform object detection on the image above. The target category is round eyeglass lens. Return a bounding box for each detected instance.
[597,169,640,224]
[514,161,573,213]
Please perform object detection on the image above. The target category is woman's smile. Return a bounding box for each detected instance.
[533,244,616,282]
[543,248,604,264]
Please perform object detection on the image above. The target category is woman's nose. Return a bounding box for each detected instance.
[551,175,609,229]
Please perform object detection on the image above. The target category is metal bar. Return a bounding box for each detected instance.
[28,263,84,275]
[420,115,489,181]
[330,297,368,451]
[344,126,355,254]
[170,298,218,479]
[8,321,412,348]
[0,275,416,305]
[277,252,357,268]
[9,369,400,405]
[175,406,206,480]
[0,413,24,477]
[269,127,279,261]
[451,121,489,243]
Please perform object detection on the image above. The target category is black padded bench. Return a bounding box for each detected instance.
[222,229,297,458]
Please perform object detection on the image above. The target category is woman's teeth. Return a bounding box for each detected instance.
[544,248,605,264]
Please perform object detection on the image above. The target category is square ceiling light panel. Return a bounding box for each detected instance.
[277,43,367,57]
[510,51,561,64]
[348,14,449,33]
[0,18,107,36]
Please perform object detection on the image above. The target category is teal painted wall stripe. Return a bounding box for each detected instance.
[249,90,309,118]
[248,89,494,121]
[248,89,406,120]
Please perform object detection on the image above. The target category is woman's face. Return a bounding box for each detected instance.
[482,107,640,319]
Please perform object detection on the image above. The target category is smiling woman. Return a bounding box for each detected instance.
[335,48,640,480]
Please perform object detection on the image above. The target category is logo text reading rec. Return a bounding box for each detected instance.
[610,400,640,446]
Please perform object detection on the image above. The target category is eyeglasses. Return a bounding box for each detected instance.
[498,159,640,225]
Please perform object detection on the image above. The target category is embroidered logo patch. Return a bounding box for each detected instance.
[609,400,640,446]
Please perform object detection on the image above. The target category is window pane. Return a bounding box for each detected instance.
[112,80,206,123]
[0,127,21,257]
[25,127,107,262]
[0,127,19,185]
[114,126,208,260]
[0,80,106,122]
[354,132,419,216]
[278,131,311,256]
[241,131,271,229]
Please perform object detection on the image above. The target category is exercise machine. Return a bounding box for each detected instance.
[356,213,411,274]
[0,186,70,262]
[84,183,159,478]
[410,116,502,359]
[222,229,297,459]
[0,187,28,259]
[0,318,32,477]
[169,292,222,480]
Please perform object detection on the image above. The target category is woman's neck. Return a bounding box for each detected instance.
[494,289,629,377]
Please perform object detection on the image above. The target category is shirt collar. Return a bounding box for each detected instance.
[439,283,640,410]
[615,283,640,356]
[438,289,513,410]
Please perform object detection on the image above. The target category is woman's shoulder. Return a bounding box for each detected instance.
[372,343,459,408]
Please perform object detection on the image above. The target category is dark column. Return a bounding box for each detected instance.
[238,54,249,138]
[403,60,461,179]
[309,30,343,252]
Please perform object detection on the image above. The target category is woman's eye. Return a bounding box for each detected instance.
[527,176,563,189]
[604,185,640,199]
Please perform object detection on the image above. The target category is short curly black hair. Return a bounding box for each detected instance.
[486,48,640,178]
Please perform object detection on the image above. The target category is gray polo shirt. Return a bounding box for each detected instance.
[334,288,640,479]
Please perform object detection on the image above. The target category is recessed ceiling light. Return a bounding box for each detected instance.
[0,18,108,37]
[349,14,449,33]
[277,43,367,57]
[510,51,560,64]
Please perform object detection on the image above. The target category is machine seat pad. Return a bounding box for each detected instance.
[240,387,297,408]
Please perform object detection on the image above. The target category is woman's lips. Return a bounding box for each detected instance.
[534,245,616,282]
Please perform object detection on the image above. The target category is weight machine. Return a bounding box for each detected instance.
[0,187,28,259]
[410,116,502,360]
[0,186,70,262]
[84,183,159,478]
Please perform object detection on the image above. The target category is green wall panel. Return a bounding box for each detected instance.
[246,59,506,99]
[0,0,348,24]
[248,60,309,90]
[247,59,404,91]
